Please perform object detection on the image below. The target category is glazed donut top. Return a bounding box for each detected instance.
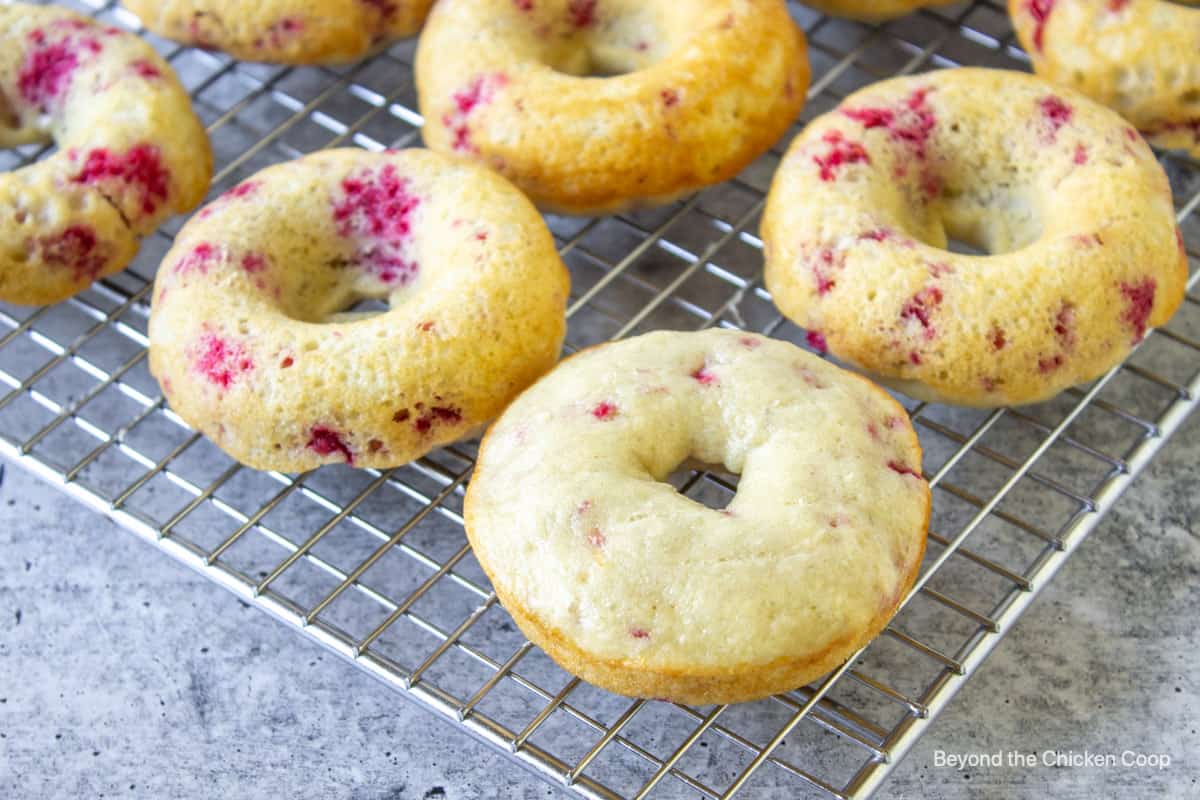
[0,4,211,304]
[149,148,569,471]
[125,0,434,64]
[801,0,955,20]
[762,68,1186,407]
[1009,0,1200,156]
[465,330,929,674]
[416,0,808,214]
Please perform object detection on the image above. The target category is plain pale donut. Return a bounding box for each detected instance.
[465,329,930,704]
[124,0,434,65]
[762,68,1187,408]
[149,148,569,471]
[801,0,956,20]
[0,3,211,306]
[1009,0,1200,159]
[415,0,809,215]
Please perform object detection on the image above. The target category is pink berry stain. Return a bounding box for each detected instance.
[1038,96,1073,143]
[513,0,535,10]
[887,460,922,480]
[568,0,598,27]
[70,144,171,218]
[130,59,162,79]
[813,130,870,182]
[991,326,1007,351]
[900,286,943,339]
[413,405,463,435]
[1119,279,1156,343]
[661,89,680,108]
[18,28,102,112]
[307,425,354,464]
[690,365,718,386]
[586,526,606,548]
[1053,302,1076,349]
[241,252,268,273]
[192,329,254,390]
[806,330,828,354]
[591,401,618,421]
[1024,0,1055,52]
[199,180,261,218]
[630,627,651,640]
[253,17,304,50]
[38,224,109,281]
[173,242,220,276]
[224,180,260,202]
[333,163,422,286]
[739,336,761,349]
[442,73,509,153]
[842,87,939,198]
[1038,301,1076,372]
[811,246,844,295]
[1073,144,1088,165]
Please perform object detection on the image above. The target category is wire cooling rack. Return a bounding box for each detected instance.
[3,1,1200,797]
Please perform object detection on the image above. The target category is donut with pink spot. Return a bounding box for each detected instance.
[0,3,210,305]
[124,0,434,65]
[149,148,569,471]
[465,329,929,704]
[415,0,809,215]
[763,68,1187,407]
[1009,0,1200,160]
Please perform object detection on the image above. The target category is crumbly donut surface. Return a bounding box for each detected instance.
[763,68,1187,408]
[415,0,809,215]
[0,3,211,305]
[149,148,569,471]
[1009,0,1200,159]
[801,0,955,20]
[124,0,433,65]
[465,330,930,704]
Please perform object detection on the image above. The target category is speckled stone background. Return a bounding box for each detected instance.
[1,416,1196,799]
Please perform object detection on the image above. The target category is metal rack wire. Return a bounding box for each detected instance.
[3,1,1199,797]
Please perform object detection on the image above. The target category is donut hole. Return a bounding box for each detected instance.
[536,3,674,77]
[923,179,1044,256]
[323,296,391,324]
[663,459,739,512]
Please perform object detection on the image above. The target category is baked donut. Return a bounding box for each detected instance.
[762,68,1187,408]
[415,0,809,215]
[148,148,569,471]
[0,3,210,306]
[1009,0,1200,159]
[801,0,955,20]
[124,0,434,65]
[464,329,930,705]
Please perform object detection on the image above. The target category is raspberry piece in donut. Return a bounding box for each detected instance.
[465,329,929,704]
[333,163,423,287]
[149,149,569,471]
[416,0,809,215]
[1009,0,1200,160]
[763,68,1186,407]
[0,3,211,306]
